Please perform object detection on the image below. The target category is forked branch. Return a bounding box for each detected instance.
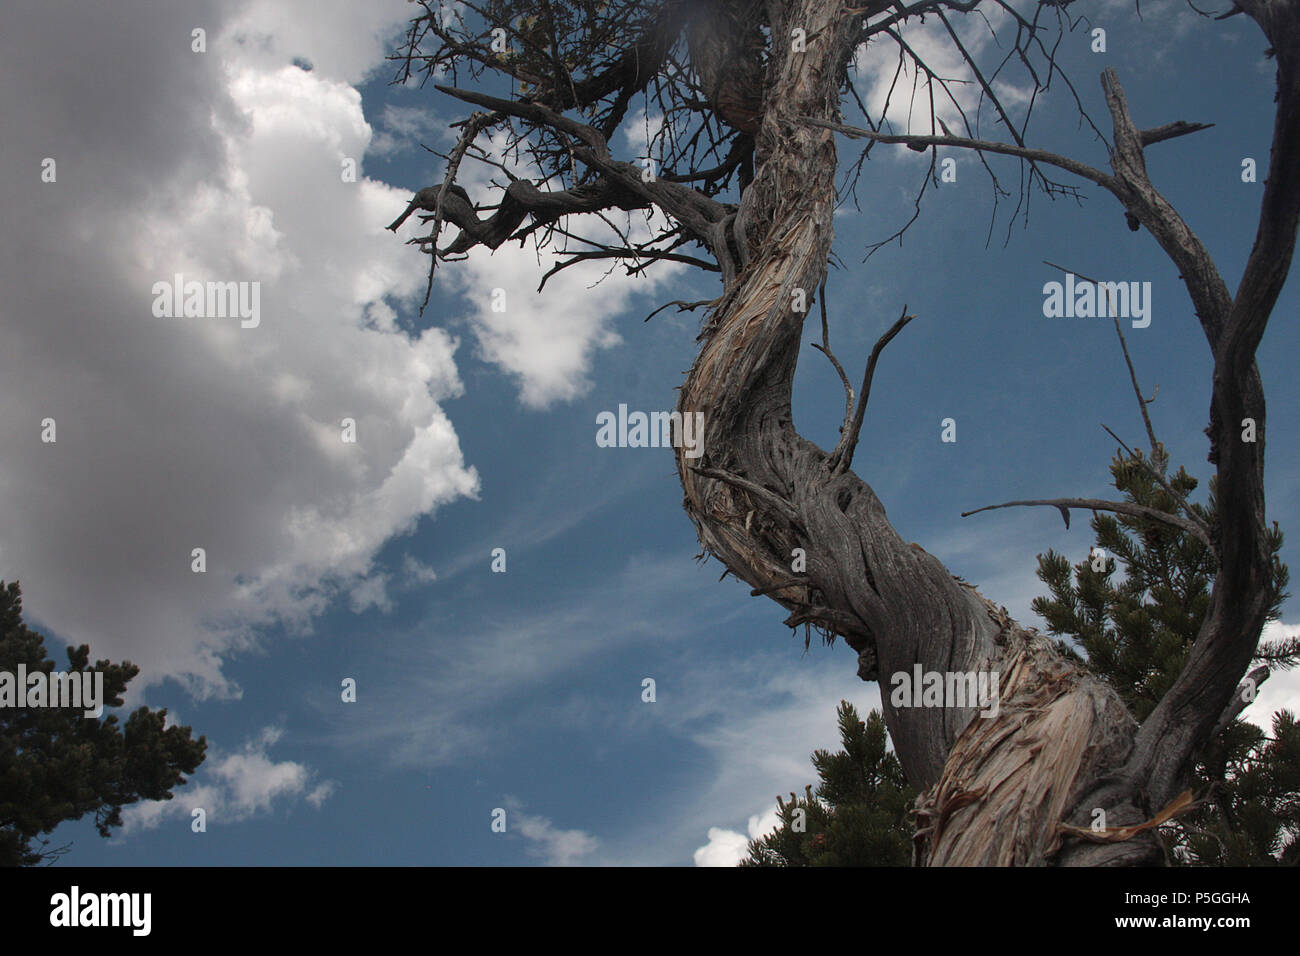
[826,306,916,475]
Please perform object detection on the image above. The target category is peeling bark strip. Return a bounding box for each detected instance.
[394,0,1300,865]
[913,628,1139,866]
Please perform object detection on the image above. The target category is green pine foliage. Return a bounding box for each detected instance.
[741,701,915,866]
[1032,446,1297,864]
[0,580,207,866]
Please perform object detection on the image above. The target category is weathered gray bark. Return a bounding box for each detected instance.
[671,0,1166,866]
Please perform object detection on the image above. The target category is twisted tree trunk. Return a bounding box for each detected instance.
[674,0,1166,865]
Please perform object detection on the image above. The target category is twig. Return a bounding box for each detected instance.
[388,110,501,314]
[827,306,916,475]
[811,280,855,439]
[1100,424,1214,555]
[1041,259,1162,456]
[537,247,718,291]
[961,497,1215,548]
[802,115,1120,192]
[692,466,803,530]
[643,298,716,323]
[1210,666,1269,738]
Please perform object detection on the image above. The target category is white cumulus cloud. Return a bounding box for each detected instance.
[0,0,478,698]
[121,726,335,833]
[694,805,782,867]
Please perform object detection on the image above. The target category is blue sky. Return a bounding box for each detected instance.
[1,0,1297,866]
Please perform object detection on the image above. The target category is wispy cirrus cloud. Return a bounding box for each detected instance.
[504,798,599,866]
